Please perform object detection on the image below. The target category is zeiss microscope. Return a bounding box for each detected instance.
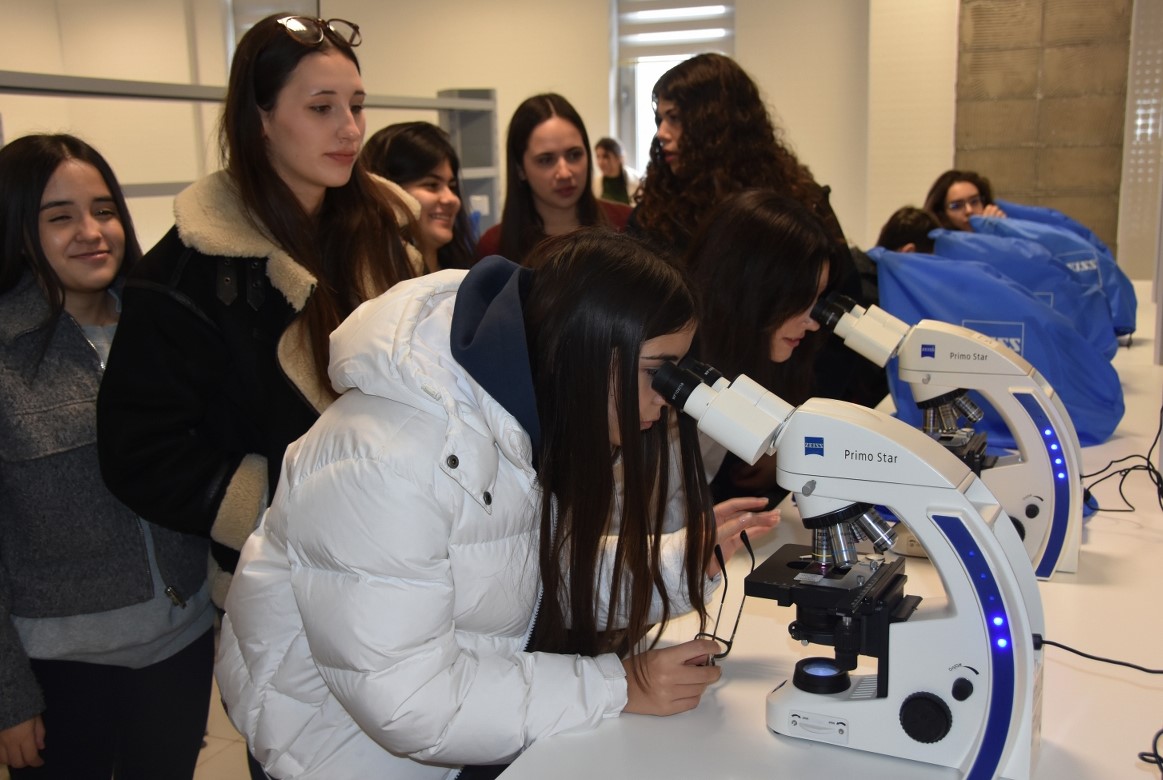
[653,361,1044,780]
[814,294,1082,580]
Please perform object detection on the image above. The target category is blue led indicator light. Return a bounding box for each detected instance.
[1054,458,1063,465]
[1057,472,1066,480]
[1043,428,1052,437]
[997,638,1009,649]
[1050,443,1059,451]
[992,616,1004,626]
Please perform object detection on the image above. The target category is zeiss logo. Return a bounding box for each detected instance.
[805,437,825,456]
[963,319,1025,356]
[921,344,936,358]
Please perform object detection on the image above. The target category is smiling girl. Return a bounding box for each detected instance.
[362,121,477,270]
[96,15,421,612]
[0,134,214,779]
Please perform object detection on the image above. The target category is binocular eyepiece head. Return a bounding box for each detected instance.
[811,292,859,330]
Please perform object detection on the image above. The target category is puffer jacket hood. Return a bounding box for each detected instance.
[329,256,541,467]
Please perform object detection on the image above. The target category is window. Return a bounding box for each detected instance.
[613,1,735,169]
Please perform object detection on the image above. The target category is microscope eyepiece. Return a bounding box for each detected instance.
[678,356,724,387]
[825,292,859,311]
[810,298,848,330]
[650,362,702,410]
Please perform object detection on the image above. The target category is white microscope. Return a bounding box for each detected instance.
[653,360,1044,780]
[813,294,1082,580]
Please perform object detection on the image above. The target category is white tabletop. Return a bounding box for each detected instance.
[502,281,1162,780]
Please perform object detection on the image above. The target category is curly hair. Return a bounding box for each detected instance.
[633,53,821,254]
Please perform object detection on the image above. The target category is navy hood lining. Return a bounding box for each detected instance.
[449,255,541,454]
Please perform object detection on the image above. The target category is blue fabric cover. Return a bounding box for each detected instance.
[868,247,1124,447]
[930,229,1118,360]
[970,210,1137,335]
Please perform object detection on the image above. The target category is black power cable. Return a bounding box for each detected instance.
[1033,634,1162,775]
[1080,401,1163,513]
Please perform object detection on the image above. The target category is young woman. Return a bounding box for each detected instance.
[0,134,214,778]
[923,169,1007,231]
[684,189,833,501]
[96,14,420,609]
[593,136,640,204]
[475,93,631,263]
[631,52,885,410]
[362,121,476,270]
[217,229,770,779]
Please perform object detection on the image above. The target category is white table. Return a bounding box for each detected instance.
[502,282,1162,780]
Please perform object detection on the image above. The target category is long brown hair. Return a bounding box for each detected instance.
[523,229,714,681]
[922,169,997,231]
[685,190,832,403]
[499,93,606,263]
[221,14,416,389]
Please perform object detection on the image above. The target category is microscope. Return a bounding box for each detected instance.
[813,294,1082,580]
[653,360,1044,779]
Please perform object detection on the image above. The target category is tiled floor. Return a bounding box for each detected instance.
[196,678,253,780]
[0,679,251,780]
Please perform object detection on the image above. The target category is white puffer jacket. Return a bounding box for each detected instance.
[217,267,696,779]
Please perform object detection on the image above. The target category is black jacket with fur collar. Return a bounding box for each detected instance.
[96,171,419,606]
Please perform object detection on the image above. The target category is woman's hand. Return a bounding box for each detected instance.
[983,203,1007,219]
[0,715,45,769]
[622,638,723,715]
[708,496,780,577]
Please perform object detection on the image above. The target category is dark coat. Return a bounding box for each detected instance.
[97,171,421,606]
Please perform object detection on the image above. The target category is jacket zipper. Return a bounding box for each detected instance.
[84,315,190,609]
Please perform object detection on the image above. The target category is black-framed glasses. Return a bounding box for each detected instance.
[277,16,362,48]
[695,530,755,664]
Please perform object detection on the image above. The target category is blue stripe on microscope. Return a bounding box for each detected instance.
[1014,394,1071,578]
[933,514,1015,780]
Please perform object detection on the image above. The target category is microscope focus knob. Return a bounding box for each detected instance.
[899,692,952,743]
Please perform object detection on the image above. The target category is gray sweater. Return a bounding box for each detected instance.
[0,273,210,730]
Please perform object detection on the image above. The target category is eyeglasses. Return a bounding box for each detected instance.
[695,531,755,664]
[277,16,362,48]
[946,195,983,213]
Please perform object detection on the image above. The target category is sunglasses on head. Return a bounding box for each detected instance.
[277,16,362,48]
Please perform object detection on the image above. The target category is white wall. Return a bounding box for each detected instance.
[735,0,957,249]
[0,0,960,253]
[736,0,871,246]
[0,0,229,249]
[866,0,958,247]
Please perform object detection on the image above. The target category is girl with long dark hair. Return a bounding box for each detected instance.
[96,14,420,608]
[475,93,631,263]
[0,134,214,778]
[218,229,770,779]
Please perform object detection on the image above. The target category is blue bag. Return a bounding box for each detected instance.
[931,229,1118,360]
[994,198,1110,254]
[868,247,1124,446]
[970,212,1137,335]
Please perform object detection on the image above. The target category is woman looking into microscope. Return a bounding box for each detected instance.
[683,188,834,505]
[217,228,776,779]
